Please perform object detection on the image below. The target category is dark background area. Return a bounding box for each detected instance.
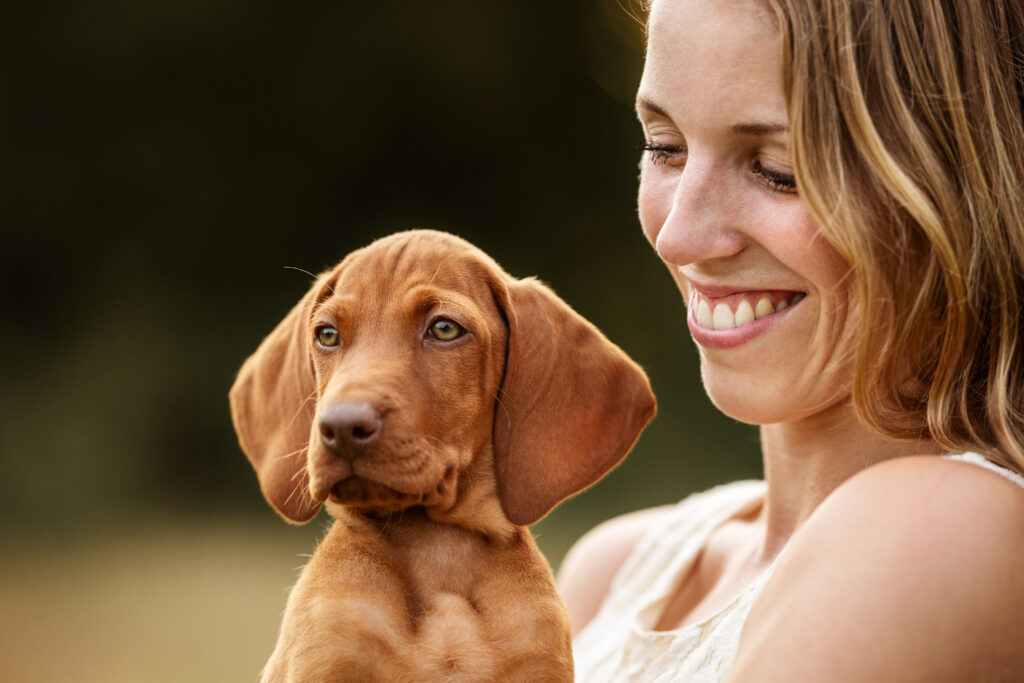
[0,2,760,679]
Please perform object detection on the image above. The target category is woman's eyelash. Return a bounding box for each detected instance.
[753,161,797,193]
[641,142,684,165]
[641,142,797,193]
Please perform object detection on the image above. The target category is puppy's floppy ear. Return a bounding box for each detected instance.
[229,276,327,524]
[492,277,656,526]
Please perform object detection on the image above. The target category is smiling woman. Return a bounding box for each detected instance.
[558,0,1024,680]
[637,0,860,427]
[638,0,859,426]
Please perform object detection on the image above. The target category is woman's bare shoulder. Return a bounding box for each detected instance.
[728,455,1024,682]
[556,505,676,635]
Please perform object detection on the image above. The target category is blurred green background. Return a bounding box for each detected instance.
[0,1,760,680]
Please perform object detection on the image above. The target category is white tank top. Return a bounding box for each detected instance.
[572,453,1024,682]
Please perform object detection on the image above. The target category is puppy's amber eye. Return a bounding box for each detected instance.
[428,319,464,341]
[315,325,340,347]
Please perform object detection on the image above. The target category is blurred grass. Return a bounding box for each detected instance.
[0,518,321,683]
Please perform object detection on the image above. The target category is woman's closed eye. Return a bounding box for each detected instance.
[753,160,797,193]
[643,142,797,194]
[642,141,686,166]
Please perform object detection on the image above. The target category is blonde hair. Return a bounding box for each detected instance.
[640,0,1024,474]
[759,0,1024,475]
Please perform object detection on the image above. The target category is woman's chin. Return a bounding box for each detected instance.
[698,369,849,426]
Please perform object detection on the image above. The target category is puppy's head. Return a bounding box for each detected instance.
[230,230,655,528]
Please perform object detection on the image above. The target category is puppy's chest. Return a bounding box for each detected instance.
[390,526,492,599]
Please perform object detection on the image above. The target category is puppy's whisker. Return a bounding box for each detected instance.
[283,265,320,280]
[427,263,443,288]
[284,392,318,434]
[283,480,303,508]
[286,269,336,303]
[494,388,512,428]
[289,461,310,481]
[273,446,308,464]
[285,477,317,510]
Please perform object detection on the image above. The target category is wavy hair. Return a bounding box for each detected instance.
[640,0,1024,474]
[763,0,1024,475]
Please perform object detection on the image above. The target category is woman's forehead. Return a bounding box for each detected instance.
[639,0,786,128]
[645,0,779,69]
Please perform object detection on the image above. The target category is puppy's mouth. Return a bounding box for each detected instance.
[328,477,422,510]
[326,466,458,514]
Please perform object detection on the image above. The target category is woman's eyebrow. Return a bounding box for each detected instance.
[637,97,788,137]
[729,122,788,136]
[636,97,669,117]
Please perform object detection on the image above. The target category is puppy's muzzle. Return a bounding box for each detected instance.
[318,401,382,461]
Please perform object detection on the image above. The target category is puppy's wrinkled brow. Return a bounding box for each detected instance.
[313,295,356,319]
[403,286,475,318]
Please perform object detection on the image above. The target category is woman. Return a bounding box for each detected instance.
[558,0,1024,680]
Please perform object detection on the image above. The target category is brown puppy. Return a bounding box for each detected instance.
[230,230,655,682]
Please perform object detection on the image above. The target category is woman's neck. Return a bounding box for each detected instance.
[754,399,940,562]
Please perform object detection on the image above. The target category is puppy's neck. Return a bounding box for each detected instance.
[330,503,518,567]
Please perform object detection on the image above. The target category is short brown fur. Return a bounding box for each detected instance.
[230,230,655,682]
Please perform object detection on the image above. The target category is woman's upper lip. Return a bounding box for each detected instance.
[684,276,806,298]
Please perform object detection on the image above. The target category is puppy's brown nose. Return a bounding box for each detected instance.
[318,402,382,459]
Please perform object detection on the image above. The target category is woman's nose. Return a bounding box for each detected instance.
[649,162,746,267]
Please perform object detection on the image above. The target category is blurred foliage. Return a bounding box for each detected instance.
[0,0,760,556]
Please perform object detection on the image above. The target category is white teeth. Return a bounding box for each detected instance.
[735,299,755,326]
[697,299,713,328]
[695,292,804,331]
[713,303,735,330]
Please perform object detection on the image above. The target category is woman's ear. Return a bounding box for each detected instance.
[229,276,328,524]
[492,277,656,526]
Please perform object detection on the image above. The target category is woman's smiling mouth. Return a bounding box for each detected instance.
[691,290,806,331]
[684,285,807,350]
